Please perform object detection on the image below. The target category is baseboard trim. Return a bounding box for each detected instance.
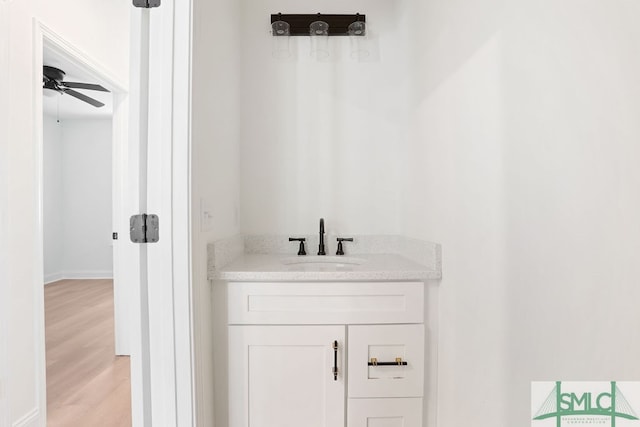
[44,272,64,284]
[63,270,113,280]
[12,407,39,427]
[44,270,113,285]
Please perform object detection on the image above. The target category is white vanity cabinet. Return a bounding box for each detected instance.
[226,281,426,427]
[229,325,346,427]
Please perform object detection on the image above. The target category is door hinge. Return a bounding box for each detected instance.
[130,214,159,243]
[132,0,160,8]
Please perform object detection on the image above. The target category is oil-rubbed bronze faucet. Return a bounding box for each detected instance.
[318,218,326,255]
[336,237,353,255]
[288,237,306,255]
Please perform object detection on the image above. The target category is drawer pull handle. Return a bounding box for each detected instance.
[368,357,408,366]
[332,341,338,380]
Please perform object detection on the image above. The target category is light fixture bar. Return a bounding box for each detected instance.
[271,13,366,36]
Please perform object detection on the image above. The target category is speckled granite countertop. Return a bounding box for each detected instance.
[208,235,442,282]
[215,253,439,282]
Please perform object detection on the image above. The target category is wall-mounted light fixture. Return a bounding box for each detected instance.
[271,13,367,59]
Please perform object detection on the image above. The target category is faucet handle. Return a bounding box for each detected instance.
[336,237,353,256]
[289,237,307,256]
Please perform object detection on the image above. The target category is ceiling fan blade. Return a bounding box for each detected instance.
[63,82,110,92]
[64,89,105,108]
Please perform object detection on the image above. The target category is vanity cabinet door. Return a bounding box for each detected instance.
[229,325,346,427]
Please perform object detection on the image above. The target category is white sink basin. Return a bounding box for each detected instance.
[280,256,366,271]
[280,256,366,266]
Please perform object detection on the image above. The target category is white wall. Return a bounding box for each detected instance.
[61,119,113,277]
[191,0,241,424]
[43,116,113,283]
[404,0,640,425]
[3,0,129,423]
[402,2,509,425]
[502,1,640,423]
[239,0,411,236]
[43,115,64,282]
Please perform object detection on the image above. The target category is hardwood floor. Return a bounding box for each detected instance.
[45,279,131,427]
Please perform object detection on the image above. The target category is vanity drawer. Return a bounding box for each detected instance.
[348,324,424,398]
[348,398,423,427]
[227,282,423,325]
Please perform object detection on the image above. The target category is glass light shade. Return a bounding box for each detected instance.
[271,21,291,59]
[347,21,366,36]
[309,20,329,36]
[309,21,329,60]
[348,21,369,60]
[272,20,290,36]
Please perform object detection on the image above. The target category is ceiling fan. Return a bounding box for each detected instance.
[43,65,110,108]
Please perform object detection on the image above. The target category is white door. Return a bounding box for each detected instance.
[229,325,346,427]
[129,0,193,425]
